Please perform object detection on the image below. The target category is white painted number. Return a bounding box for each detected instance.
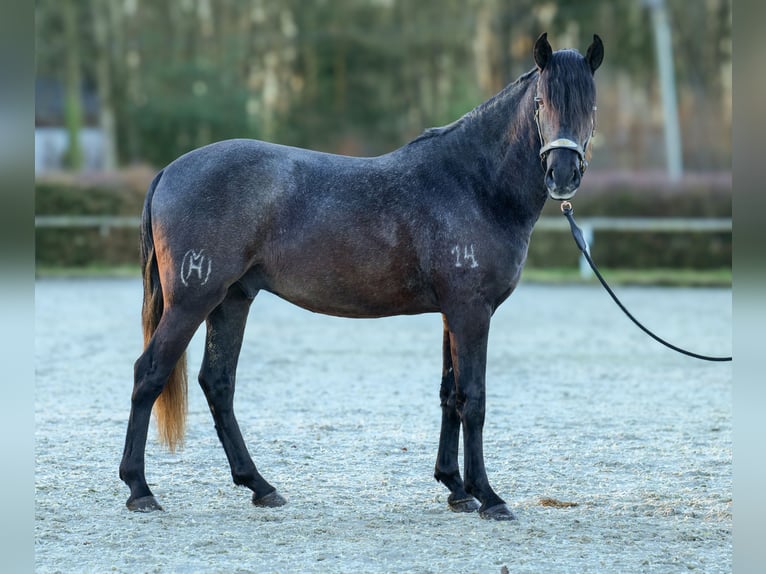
[451,244,479,268]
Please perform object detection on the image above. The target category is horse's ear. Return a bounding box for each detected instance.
[534,32,552,71]
[585,34,604,73]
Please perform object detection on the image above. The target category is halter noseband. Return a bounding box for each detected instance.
[533,92,596,176]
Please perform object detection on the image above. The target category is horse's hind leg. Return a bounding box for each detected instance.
[198,286,286,508]
[120,305,205,511]
[434,316,480,513]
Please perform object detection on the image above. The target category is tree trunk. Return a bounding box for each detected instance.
[91,0,118,170]
[62,0,83,170]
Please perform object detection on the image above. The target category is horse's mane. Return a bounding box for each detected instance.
[409,49,595,146]
[408,68,538,145]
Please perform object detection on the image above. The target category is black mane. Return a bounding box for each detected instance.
[409,69,538,145]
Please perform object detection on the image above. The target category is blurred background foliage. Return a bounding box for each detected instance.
[34,0,731,277]
[36,0,731,170]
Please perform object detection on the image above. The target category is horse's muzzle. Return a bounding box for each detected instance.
[540,140,587,201]
[544,161,581,200]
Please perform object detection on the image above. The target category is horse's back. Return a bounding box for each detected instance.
[154,139,303,209]
[151,138,397,214]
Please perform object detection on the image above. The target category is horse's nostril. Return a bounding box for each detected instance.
[546,165,581,191]
[572,168,581,188]
[545,168,555,189]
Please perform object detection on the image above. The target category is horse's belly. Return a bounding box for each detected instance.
[265,260,438,318]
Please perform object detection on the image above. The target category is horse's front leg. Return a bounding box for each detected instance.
[444,306,515,520]
[434,316,480,513]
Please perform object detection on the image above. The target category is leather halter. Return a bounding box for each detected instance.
[533,92,596,176]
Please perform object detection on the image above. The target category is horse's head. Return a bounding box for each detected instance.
[533,32,603,201]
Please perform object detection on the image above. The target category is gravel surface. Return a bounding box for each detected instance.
[35,278,732,573]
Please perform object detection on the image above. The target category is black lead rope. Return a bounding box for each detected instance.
[559,201,732,362]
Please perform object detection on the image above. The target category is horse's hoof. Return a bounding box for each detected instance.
[448,496,480,513]
[252,490,287,508]
[479,503,516,521]
[127,495,163,512]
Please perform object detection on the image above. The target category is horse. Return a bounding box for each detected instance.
[119,32,603,521]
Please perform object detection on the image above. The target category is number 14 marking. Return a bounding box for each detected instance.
[451,244,479,268]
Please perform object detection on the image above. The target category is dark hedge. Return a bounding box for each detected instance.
[36,170,731,269]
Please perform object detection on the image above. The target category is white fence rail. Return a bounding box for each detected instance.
[534,216,732,233]
[36,215,731,277]
[534,216,731,277]
[35,215,141,237]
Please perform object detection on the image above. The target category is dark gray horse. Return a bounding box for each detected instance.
[120,32,603,520]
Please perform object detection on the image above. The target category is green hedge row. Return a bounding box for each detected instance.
[530,172,731,269]
[36,170,731,269]
[36,173,148,267]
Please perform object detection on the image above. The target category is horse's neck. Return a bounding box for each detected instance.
[445,73,547,225]
[464,75,537,147]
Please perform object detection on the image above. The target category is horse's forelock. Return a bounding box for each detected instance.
[538,50,596,130]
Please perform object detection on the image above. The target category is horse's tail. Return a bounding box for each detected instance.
[140,169,188,453]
